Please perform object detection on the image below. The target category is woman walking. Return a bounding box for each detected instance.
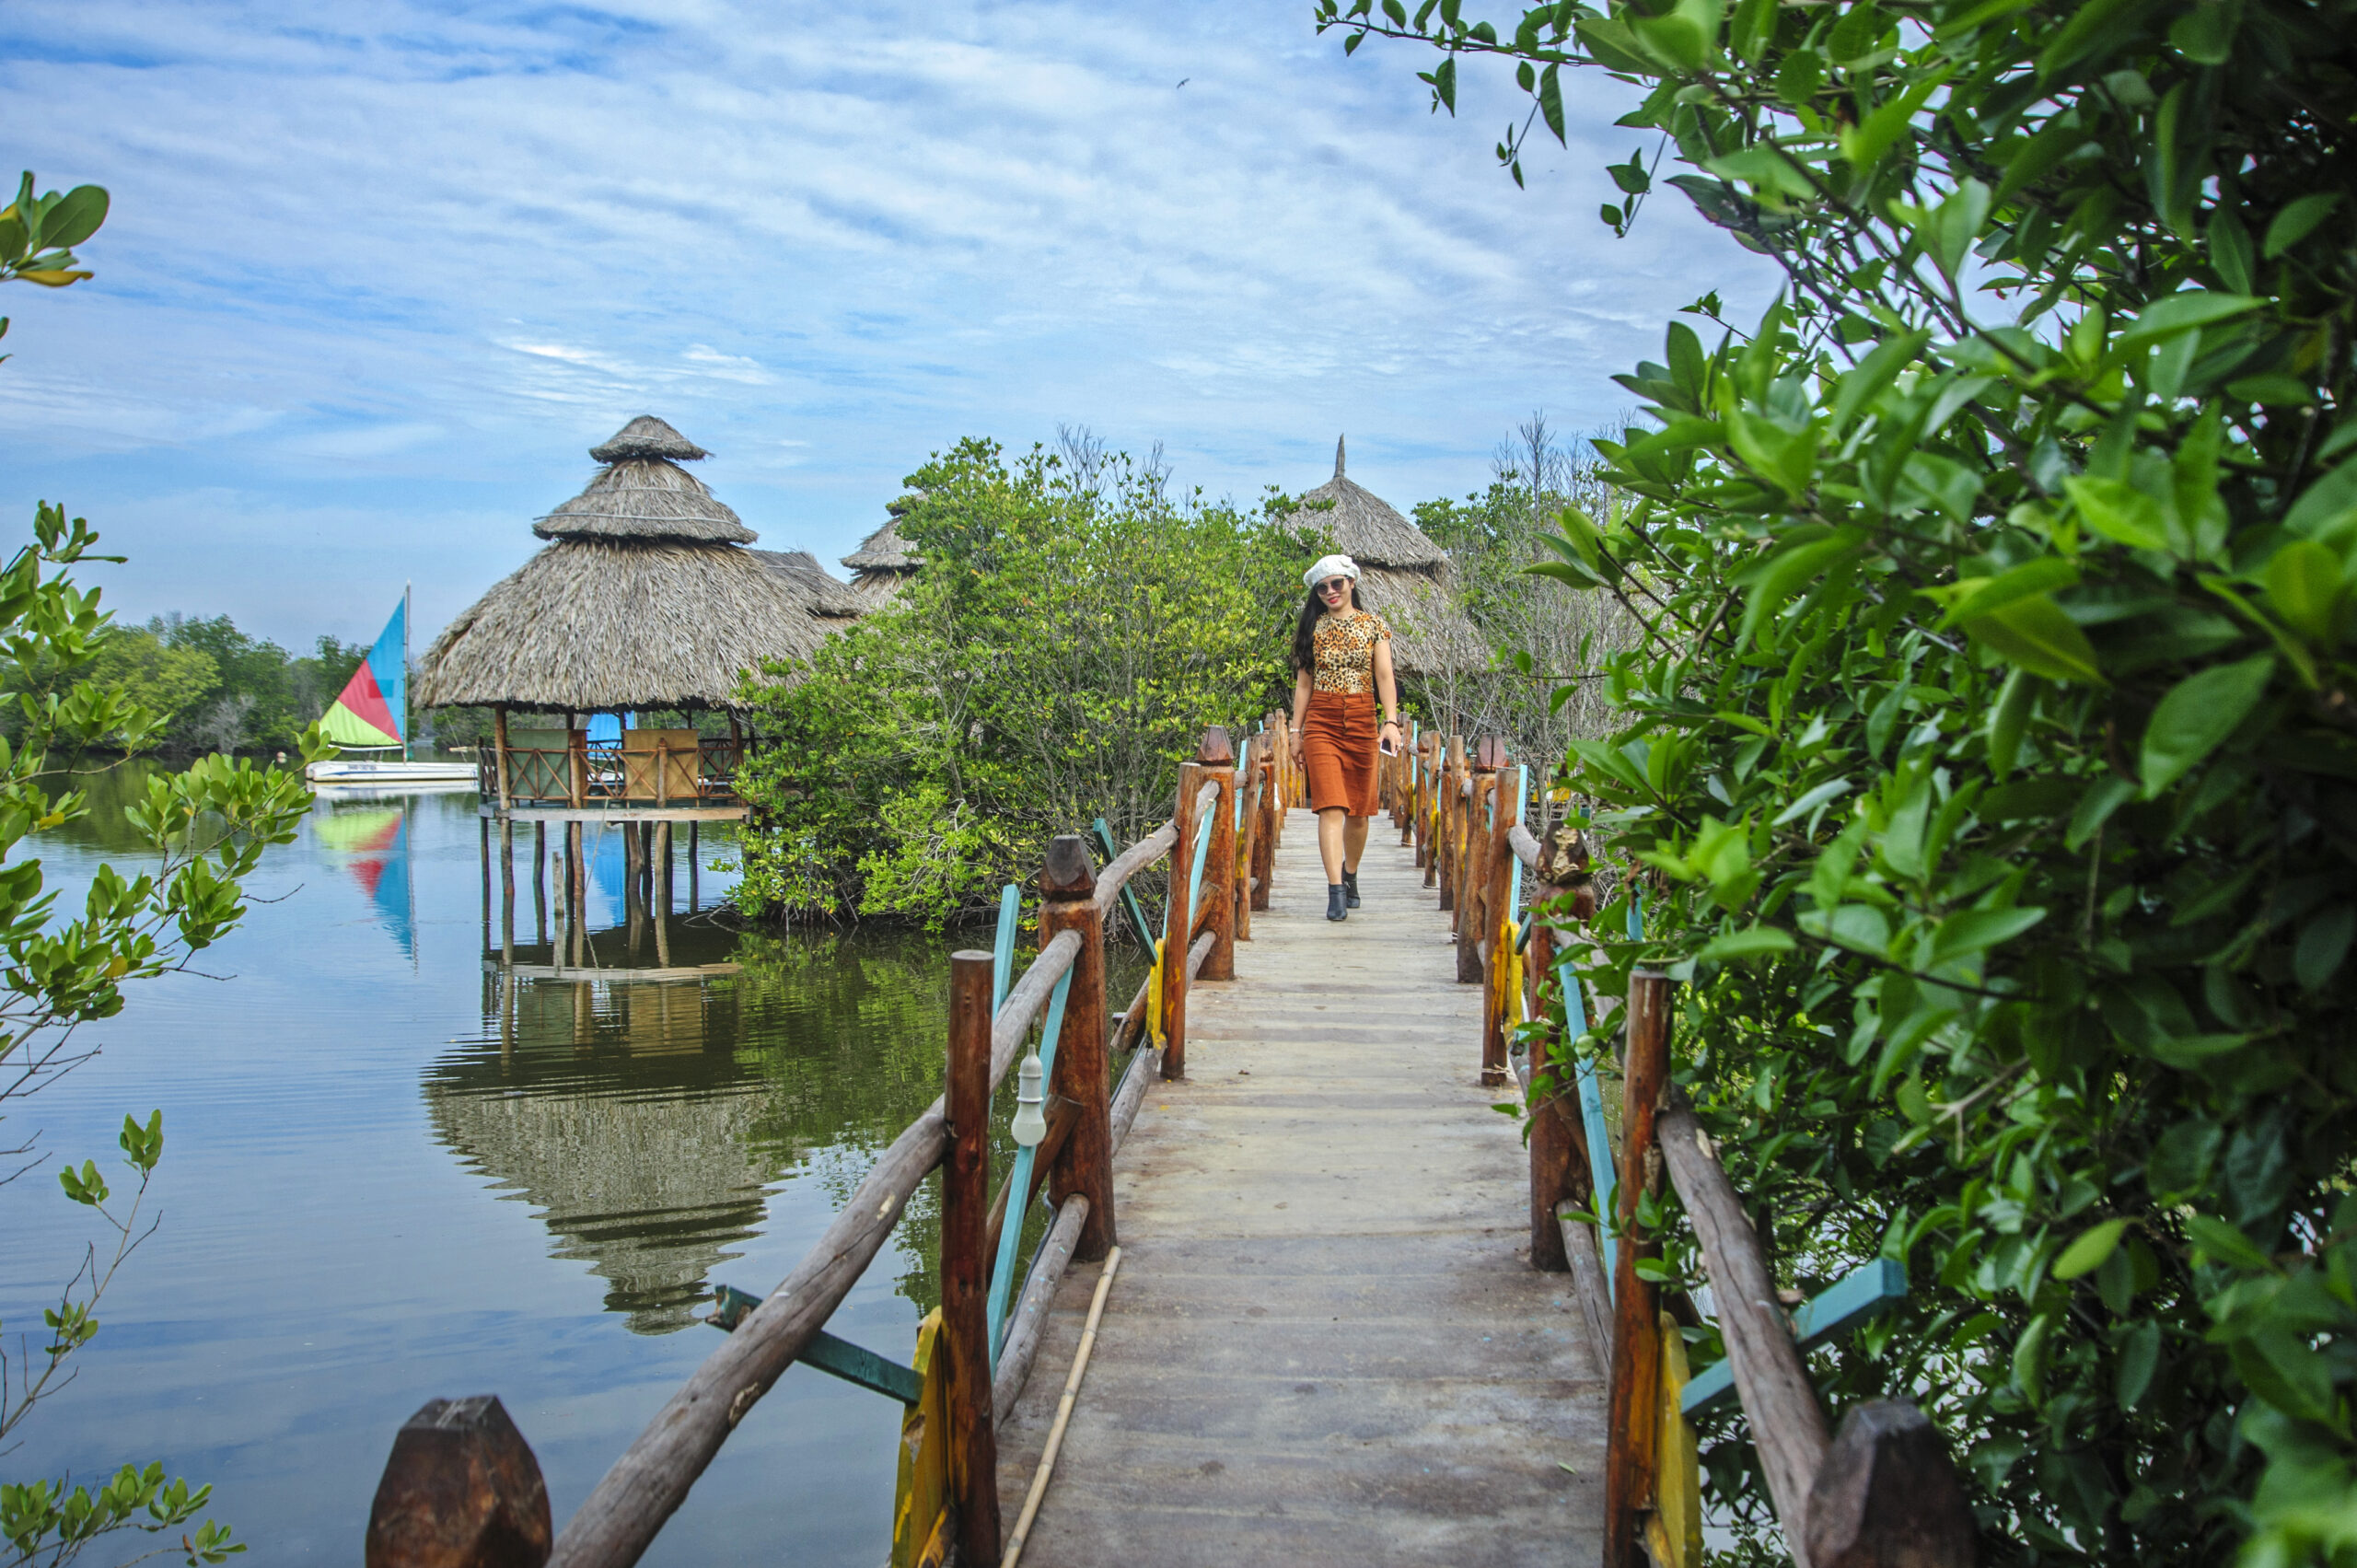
[1288,553,1403,923]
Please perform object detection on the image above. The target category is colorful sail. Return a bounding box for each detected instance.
[322,598,406,750]
[312,804,415,960]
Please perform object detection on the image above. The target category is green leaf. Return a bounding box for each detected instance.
[2140,654,2273,796]
[2064,476,2168,551]
[2293,903,2353,991]
[2116,291,2263,352]
[2264,540,2346,641]
[1538,64,1567,145]
[1933,556,2080,630]
[2285,457,2357,541]
[2262,192,2340,260]
[1697,925,1796,961]
[1829,330,1930,435]
[1960,593,2107,686]
[36,185,108,251]
[1928,906,2048,965]
[1737,527,1864,645]
[2117,1319,2161,1408]
[2183,1212,2273,1272]
[2053,1217,2130,1280]
[1988,668,2034,779]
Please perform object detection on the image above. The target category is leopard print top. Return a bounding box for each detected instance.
[1310,610,1392,694]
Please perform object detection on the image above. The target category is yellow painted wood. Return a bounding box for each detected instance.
[890,1309,949,1568]
[1645,1307,1705,1568]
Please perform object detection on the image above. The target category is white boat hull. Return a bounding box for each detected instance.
[306,760,479,785]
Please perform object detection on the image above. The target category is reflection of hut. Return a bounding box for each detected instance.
[841,495,923,602]
[1282,436,1480,675]
[425,981,796,1335]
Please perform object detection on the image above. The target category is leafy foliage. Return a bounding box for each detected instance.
[1322,0,2357,1560]
[0,178,325,1568]
[735,438,1310,926]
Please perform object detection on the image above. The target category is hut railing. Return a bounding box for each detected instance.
[1398,731,1979,1568]
[479,737,761,810]
[369,717,1295,1568]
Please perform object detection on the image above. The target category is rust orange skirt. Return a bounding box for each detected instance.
[1302,690,1378,818]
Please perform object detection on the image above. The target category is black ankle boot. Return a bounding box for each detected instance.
[1343,870,1362,908]
[1327,884,1348,922]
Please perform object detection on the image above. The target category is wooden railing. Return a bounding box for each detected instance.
[366,719,1293,1568]
[477,738,755,808]
[1376,730,1979,1568]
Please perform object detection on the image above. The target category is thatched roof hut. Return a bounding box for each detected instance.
[841,495,923,602]
[417,417,857,713]
[1282,436,1479,675]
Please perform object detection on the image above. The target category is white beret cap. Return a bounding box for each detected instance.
[1304,553,1361,590]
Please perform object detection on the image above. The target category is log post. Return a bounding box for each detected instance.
[1527,879,1577,1272]
[1250,747,1276,912]
[1162,759,1205,1080]
[1656,1103,1833,1563]
[1038,837,1115,1260]
[1603,970,1675,1568]
[1234,738,1259,943]
[565,823,586,968]
[366,1395,551,1568]
[532,821,547,947]
[1479,744,1515,1080]
[688,820,700,912]
[1804,1402,1978,1568]
[499,820,516,969]
[1199,727,1237,982]
[1457,760,1497,983]
[942,951,1003,1568]
[493,705,514,819]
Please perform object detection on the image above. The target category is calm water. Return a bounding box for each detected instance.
[2,763,1097,1565]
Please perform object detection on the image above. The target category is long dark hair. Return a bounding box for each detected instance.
[1292,578,1356,672]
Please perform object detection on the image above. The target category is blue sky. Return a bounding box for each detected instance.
[0,1,1774,648]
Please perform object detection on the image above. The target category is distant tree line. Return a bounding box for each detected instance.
[9,612,372,754]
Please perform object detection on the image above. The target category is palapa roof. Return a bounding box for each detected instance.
[1283,436,1449,571]
[842,494,923,574]
[416,418,851,712]
[590,414,709,463]
[1282,436,1477,676]
[753,549,867,618]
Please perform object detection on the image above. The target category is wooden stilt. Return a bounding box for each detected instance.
[500,819,516,969]
[533,822,548,948]
[652,822,672,969]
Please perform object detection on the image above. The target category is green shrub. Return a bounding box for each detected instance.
[1324,0,2357,1558]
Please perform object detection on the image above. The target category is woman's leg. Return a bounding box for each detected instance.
[1318,807,1349,883]
[1341,814,1371,874]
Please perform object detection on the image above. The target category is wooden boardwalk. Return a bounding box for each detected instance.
[997,807,1608,1565]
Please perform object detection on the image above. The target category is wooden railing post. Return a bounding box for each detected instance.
[1038,837,1115,1262]
[1234,738,1260,943]
[943,951,1003,1568]
[1604,970,1674,1568]
[1479,741,1515,1081]
[1457,741,1500,984]
[1250,742,1276,912]
[1527,877,1578,1272]
[1200,727,1238,981]
[1163,759,1205,1080]
[367,1395,551,1568]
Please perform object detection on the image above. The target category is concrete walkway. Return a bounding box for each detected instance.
[995,807,1607,1565]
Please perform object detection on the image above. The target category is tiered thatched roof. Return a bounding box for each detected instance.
[753,549,867,620]
[1282,436,1478,675]
[842,494,923,601]
[416,417,859,713]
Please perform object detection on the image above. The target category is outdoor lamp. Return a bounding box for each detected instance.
[1012,1051,1047,1146]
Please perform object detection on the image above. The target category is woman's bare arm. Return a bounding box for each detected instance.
[1289,667,1312,754]
[1374,637,1400,738]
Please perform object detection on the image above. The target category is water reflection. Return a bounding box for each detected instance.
[431,930,954,1336]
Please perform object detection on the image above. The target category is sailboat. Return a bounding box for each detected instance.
[305,588,477,785]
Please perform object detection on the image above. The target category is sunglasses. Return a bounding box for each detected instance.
[1317,577,1353,596]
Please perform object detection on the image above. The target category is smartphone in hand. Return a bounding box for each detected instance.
[1378,734,1399,757]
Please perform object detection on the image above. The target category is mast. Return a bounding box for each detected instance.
[403,580,412,761]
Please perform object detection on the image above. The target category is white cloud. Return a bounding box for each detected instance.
[0,0,1776,644]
